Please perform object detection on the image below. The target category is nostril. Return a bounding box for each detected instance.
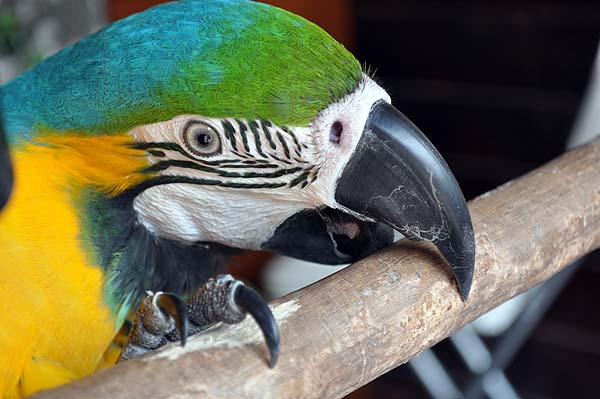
[329,120,343,144]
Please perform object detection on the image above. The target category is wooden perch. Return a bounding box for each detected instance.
[34,139,600,399]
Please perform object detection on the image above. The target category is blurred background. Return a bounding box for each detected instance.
[1,0,599,397]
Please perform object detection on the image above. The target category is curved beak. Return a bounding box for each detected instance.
[334,101,475,300]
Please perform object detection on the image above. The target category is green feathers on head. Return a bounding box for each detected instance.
[2,0,362,140]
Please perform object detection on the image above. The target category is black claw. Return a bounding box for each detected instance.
[234,285,280,368]
[156,293,189,347]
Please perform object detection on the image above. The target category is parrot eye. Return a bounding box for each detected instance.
[183,121,222,157]
[329,120,343,144]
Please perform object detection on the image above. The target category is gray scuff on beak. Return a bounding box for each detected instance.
[334,101,475,300]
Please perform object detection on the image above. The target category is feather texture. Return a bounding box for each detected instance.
[1,0,361,141]
[0,146,118,397]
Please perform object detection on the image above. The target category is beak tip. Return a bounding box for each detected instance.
[450,238,476,302]
[458,277,473,301]
[435,224,475,302]
[448,259,474,302]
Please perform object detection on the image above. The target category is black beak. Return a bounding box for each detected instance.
[262,207,394,265]
[335,101,475,300]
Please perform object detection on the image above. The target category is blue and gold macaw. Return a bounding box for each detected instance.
[0,0,474,397]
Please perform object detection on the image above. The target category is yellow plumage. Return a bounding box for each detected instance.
[0,133,148,397]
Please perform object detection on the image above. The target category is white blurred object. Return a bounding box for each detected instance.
[450,325,492,373]
[0,56,21,83]
[262,256,348,299]
[568,40,600,149]
[263,231,406,298]
[0,0,106,84]
[471,292,530,336]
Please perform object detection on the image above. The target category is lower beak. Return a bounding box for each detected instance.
[334,101,475,300]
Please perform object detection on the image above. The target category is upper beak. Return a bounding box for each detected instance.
[334,101,475,300]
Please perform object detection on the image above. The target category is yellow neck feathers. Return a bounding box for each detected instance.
[15,133,151,196]
[0,132,149,396]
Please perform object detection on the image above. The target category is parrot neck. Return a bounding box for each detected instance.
[5,129,230,324]
[80,189,235,324]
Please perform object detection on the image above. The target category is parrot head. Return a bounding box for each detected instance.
[2,0,475,300]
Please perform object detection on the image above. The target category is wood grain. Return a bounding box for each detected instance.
[33,139,600,399]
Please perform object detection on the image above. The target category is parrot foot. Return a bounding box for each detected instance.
[119,274,280,367]
[118,291,189,361]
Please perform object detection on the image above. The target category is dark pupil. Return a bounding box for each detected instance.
[330,121,343,144]
[196,132,213,147]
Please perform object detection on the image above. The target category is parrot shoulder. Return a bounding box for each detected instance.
[19,357,80,397]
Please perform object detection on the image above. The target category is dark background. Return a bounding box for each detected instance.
[356,1,595,198]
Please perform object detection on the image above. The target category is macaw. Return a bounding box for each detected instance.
[0,0,475,397]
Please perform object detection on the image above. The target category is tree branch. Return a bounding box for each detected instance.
[34,139,600,399]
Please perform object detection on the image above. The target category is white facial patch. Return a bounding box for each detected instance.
[131,74,390,249]
[131,115,322,248]
[302,75,391,206]
[133,183,318,249]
